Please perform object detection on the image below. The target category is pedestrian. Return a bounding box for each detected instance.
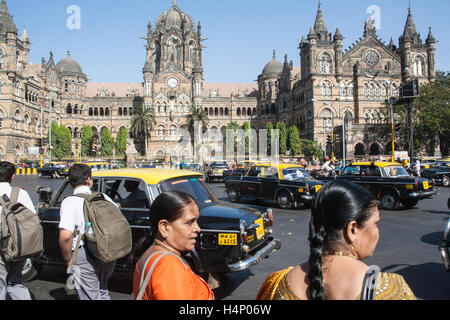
[0,161,37,300]
[256,180,416,300]
[132,191,214,300]
[58,163,117,300]
[414,158,421,177]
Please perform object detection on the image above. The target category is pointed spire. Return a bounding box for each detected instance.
[20,26,29,42]
[273,49,276,60]
[403,7,418,39]
[426,27,436,44]
[300,35,306,46]
[313,1,327,33]
[308,26,317,40]
[334,27,343,41]
[0,0,18,34]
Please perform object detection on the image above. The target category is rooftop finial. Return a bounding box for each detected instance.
[173,0,177,7]
[273,49,276,60]
[67,50,71,57]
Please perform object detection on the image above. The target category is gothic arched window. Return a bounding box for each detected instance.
[319,53,332,73]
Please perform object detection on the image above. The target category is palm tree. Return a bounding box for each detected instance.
[187,105,209,159]
[226,121,240,162]
[130,103,156,158]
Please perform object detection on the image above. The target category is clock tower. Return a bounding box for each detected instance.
[142,1,204,160]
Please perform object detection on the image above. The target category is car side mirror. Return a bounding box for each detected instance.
[37,186,53,205]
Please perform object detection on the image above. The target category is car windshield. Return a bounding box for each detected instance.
[383,166,410,177]
[159,177,216,206]
[282,167,310,179]
[437,161,450,167]
[211,162,227,167]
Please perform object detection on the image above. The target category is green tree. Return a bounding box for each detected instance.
[413,71,450,156]
[187,105,209,157]
[300,139,324,161]
[242,121,251,158]
[100,127,114,157]
[276,122,287,155]
[49,122,72,160]
[392,71,450,156]
[288,125,301,156]
[225,121,239,161]
[115,127,128,156]
[265,122,274,155]
[130,103,157,157]
[81,125,93,157]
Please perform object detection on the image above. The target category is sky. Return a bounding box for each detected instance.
[8,0,450,84]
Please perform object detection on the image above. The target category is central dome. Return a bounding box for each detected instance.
[262,52,283,78]
[154,4,195,33]
[56,51,84,75]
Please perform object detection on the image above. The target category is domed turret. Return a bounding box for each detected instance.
[262,51,283,78]
[154,3,195,34]
[56,51,85,77]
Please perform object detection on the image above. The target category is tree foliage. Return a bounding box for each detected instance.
[130,104,157,156]
[300,139,324,161]
[100,127,114,156]
[288,125,301,156]
[81,125,93,157]
[265,122,274,155]
[115,127,128,156]
[49,122,72,160]
[276,122,287,155]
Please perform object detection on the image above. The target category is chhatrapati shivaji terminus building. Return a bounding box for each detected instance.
[0,0,437,162]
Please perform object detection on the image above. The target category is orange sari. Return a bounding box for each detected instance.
[133,252,214,300]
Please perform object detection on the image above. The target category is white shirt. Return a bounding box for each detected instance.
[0,182,36,214]
[59,186,117,251]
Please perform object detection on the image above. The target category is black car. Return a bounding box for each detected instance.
[422,160,450,187]
[37,162,70,178]
[225,163,323,209]
[205,161,229,183]
[439,197,450,272]
[30,168,281,285]
[316,162,436,210]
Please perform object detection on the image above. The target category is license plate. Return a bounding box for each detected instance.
[218,233,237,246]
[255,218,265,240]
[423,181,429,189]
[315,185,322,193]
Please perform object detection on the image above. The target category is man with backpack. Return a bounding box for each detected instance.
[59,163,131,300]
[0,161,41,300]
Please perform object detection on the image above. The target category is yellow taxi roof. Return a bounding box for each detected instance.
[351,161,402,168]
[92,168,203,185]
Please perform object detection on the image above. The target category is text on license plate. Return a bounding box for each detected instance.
[218,233,237,246]
[255,218,265,240]
[423,181,429,189]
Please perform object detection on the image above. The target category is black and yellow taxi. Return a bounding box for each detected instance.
[205,160,229,182]
[85,162,113,171]
[318,162,436,210]
[225,163,324,209]
[37,161,70,178]
[422,159,450,187]
[32,168,281,283]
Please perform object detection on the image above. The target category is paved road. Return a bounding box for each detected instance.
[12,175,450,300]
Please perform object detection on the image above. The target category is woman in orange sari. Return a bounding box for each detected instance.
[132,191,214,300]
[257,180,416,300]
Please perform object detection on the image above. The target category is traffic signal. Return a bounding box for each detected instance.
[43,138,49,145]
[326,135,332,144]
[38,138,43,147]
[400,79,420,99]
[395,123,402,133]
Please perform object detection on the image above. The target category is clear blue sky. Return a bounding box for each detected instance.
[9,0,450,84]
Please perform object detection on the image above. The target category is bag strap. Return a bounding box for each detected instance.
[136,251,188,300]
[360,265,380,300]
[10,188,20,204]
[69,227,83,267]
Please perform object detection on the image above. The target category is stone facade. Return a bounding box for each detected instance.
[0,1,437,162]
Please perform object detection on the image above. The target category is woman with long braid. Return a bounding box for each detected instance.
[256,180,416,300]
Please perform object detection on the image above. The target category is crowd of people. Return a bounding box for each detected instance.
[0,160,418,301]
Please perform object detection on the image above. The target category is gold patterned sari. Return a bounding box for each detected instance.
[256,267,417,300]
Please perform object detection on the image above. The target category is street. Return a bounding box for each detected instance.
[13,175,450,300]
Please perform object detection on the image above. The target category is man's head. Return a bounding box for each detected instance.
[68,163,92,187]
[0,161,16,183]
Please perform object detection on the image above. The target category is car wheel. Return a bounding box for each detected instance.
[22,258,42,282]
[227,186,240,203]
[401,199,419,209]
[442,175,449,187]
[380,192,399,210]
[277,191,293,210]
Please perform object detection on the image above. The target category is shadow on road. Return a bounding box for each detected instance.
[212,270,252,300]
[421,231,444,246]
[382,262,450,300]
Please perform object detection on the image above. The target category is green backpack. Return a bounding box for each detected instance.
[71,192,132,264]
